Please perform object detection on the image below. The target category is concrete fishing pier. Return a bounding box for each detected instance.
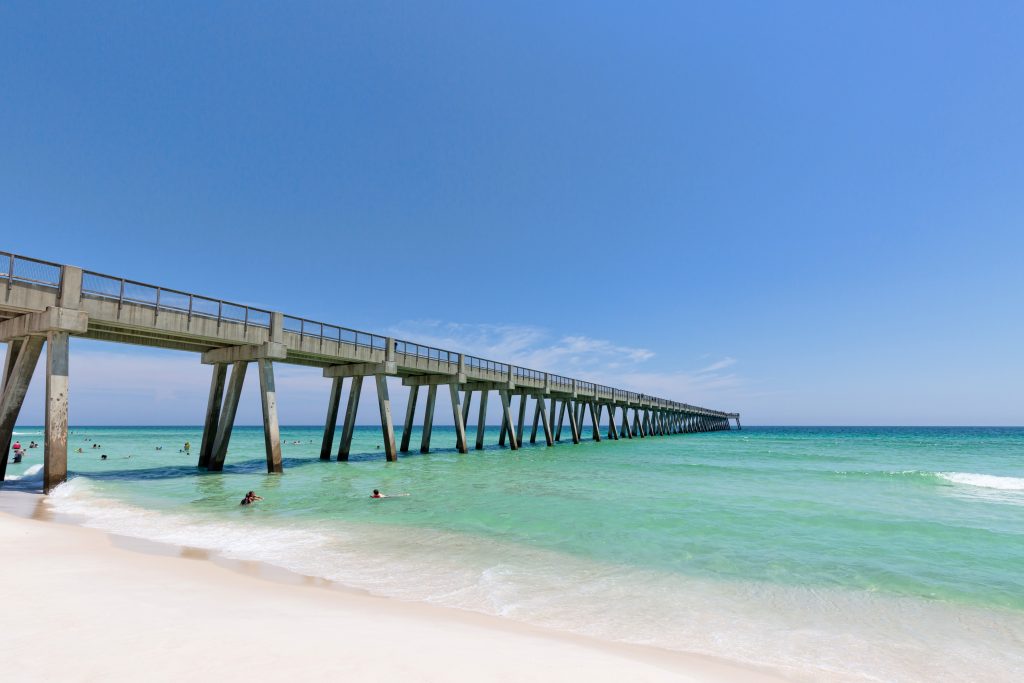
[0,250,740,492]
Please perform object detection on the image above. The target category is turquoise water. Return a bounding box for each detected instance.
[6,426,1024,680]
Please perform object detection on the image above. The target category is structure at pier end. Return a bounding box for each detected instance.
[0,250,740,492]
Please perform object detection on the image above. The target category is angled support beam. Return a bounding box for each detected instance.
[338,376,363,461]
[198,363,228,468]
[621,406,632,439]
[499,389,519,450]
[420,384,437,454]
[375,374,397,461]
[449,382,468,454]
[400,384,420,453]
[530,397,541,444]
[554,399,565,441]
[207,361,247,472]
[515,393,528,446]
[462,389,473,430]
[589,401,601,442]
[475,389,489,450]
[320,376,343,461]
[607,404,619,440]
[0,336,44,481]
[567,399,581,444]
[257,358,283,473]
[537,394,554,447]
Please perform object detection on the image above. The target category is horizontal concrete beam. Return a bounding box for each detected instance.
[201,342,287,365]
[401,372,467,387]
[323,361,397,378]
[0,307,89,342]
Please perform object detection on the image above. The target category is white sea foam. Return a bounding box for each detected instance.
[44,477,1024,683]
[938,472,1024,491]
[4,463,43,482]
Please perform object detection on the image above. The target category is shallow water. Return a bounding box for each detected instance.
[6,426,1024,680]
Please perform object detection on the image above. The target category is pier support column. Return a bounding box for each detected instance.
[475,389,489,450]
[0,336,44,481]
[375,374,397,462]
[43,331,70,493]
[319,377,343,460]
[634,409,645,438]
[338,376,363,461]
[400,385,420,453]
[257,358,283,474]
[420,384,437,454]
[499,389,519,450]
[208,361,247,471]
[621,406,632,439]
[449,382,468,454]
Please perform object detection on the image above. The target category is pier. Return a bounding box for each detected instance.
[0,250,740,492]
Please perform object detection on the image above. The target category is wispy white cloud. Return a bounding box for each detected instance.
[696,356,736,374]
[385,320,655,375]
[386,320,746,407]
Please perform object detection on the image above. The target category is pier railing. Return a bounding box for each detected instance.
[1,248,733,417]
[81,269,273,329]
[1,251,62,294]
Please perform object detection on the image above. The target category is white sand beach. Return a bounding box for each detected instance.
[0,492,784,683]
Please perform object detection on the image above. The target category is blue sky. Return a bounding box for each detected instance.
[2,2,1022,425]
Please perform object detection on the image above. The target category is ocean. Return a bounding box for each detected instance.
[5,425,1024,681]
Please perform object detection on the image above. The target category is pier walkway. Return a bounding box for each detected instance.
[0,250,740,492]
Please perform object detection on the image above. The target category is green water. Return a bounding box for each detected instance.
[6,426,1024,680]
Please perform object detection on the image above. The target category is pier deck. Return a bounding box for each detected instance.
[0,250,739,491]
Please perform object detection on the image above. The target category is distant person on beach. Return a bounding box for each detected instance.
[240,491,263,505]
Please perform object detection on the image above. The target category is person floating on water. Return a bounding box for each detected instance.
[101,454,107,460]
[240,491,263,506]
[183,441,191,452]
[371,489,408,499]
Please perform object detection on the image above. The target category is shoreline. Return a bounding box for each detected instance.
[0,489,789,682]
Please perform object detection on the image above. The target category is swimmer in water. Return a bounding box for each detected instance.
[240,491,263,506]
[371,489,383,498]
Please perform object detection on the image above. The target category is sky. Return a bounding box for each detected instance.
[1,1,1022,426]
